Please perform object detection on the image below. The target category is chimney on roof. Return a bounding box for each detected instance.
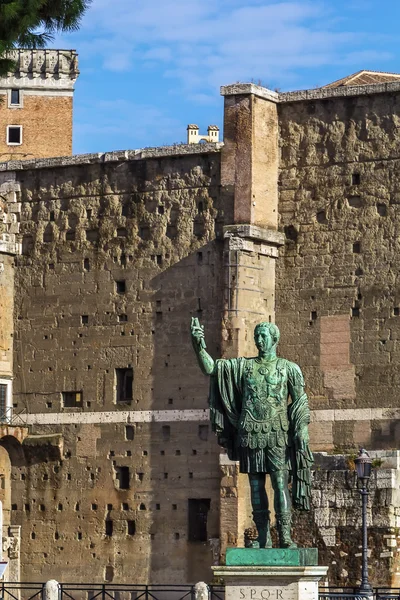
[187,124,219,144]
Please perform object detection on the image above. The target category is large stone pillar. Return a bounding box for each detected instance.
[220,84,283,357]
[218,85,284,557]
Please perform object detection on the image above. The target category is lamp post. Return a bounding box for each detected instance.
[354,448,373,597]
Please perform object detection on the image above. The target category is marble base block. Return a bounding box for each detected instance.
[213,550,328,600]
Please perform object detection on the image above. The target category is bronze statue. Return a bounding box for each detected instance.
[190,318,313,549]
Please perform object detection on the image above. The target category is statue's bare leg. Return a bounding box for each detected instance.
[270,469,296,548]
[248,473,272,548]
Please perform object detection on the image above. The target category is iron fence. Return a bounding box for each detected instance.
[0,583,225,600]
[319,589,400,600]
[2,583,400,600]
[0,581,44,600]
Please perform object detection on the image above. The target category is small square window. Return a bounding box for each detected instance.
[7,126,22,145]
[10,89,20,105]
[62,391,83,408]
[116,280,126,294]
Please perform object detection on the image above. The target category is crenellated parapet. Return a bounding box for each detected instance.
[1,49,79,91]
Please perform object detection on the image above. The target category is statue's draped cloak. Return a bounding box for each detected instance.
[209,356,313,511]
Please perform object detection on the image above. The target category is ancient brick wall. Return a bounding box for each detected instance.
[8,146,226,583]
[0,49,78,160]
[0,96,73,161]
[276,91,400,452]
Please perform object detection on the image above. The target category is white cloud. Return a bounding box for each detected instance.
[59,0,394,96]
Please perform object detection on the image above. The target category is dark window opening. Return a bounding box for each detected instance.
[158,205,165,215]
[348,196,363,208]
[188,499,210,542]
[162,425,171,441]
[115,466,130,489]
[166,225,177,239]
[105,519,113,536]
[377,204,387,217]
[125,425,134,441]
[316,210,328,224]
[116,368,133,403]
[118,314,128,322]
[139,225,150,240]
[8,126,21,144]
[84,258,90,271]
[66,230,76,241]
[0,384,7,422]
[127,520,136,535]
[86,209,92,219]
[117,227,127,237]
[62,391,83,408]
[49,211,55,222]
[86,229,99,243]
[352,173,361,185]
[353,242,361,254]
[394,307,400,317]
[43,228,53,243]
[81,315,89,325]
[10,89,20,105]
[284,225,298,243]
[116,280,126,294]
[122,203,131,217]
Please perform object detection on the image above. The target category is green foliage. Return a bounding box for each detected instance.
[0,0,91,76]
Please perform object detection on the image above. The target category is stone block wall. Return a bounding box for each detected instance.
[294,451,400,588]
[6,146,227,583]
[276,90,400,451]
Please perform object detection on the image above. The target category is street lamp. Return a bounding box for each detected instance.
[354,448,373,597]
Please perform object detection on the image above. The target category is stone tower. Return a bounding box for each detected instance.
[0,49,79,161]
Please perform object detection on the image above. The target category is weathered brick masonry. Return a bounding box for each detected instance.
[0,49,78,160]
[1,77,400,586]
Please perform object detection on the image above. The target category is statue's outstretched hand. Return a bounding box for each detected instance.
[191,317,206,351]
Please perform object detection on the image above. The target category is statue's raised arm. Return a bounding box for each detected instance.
[190,317,215,375]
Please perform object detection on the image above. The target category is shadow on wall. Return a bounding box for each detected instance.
[147,241,225,583]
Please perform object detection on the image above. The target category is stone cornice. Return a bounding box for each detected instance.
[0,143,223,173]
[224,224,285,247]
[221,83,279,103]
[221,80,400,104]
[1,49,79,90]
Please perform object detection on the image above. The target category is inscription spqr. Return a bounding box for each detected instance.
[228,586,297,600]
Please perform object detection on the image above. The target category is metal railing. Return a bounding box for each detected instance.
[0,583,225,600]
[0,407,28,427]
[319,589,400,600]
[0,581,44,600]
[2,583,400,600]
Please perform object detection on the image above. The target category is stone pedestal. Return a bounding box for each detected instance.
[212,549,328,600]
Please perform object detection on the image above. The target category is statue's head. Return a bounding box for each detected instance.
[254,322,280,354]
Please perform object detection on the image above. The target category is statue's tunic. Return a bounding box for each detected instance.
[209,356,313,509]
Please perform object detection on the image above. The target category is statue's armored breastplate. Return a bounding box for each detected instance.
[239,358,289,449]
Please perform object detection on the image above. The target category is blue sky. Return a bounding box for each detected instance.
[54,0,400,154]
